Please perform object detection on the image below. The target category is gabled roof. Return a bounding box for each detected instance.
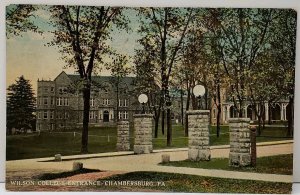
[66,73,136,91]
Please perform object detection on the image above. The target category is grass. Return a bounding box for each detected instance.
[6,127,119,160]
[96,171,292,193]
[160,154,293,175]
[36,168,101,180]
[7,125,292,160]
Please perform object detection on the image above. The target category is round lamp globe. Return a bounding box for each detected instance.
[138,94,148,104]
[193,85,205,97]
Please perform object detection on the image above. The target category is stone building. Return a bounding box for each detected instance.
[36,71,140,131]
[210,88,291,125]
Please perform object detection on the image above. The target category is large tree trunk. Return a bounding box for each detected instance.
[81,84,91,153]
[216,83,221,137]
[287,96,294,137]
[184,86,191,137]
[166,104,172,146]
[154,115,159,138]
[257,115,262,136]
[180,87,184,126]
[161,110,165,135]
[116,77,119,122]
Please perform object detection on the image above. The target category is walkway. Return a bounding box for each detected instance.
[6,140,293,183]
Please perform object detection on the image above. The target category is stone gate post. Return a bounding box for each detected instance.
[133,114,153,154]
[229,118,251,167]
[187,110,211,161]
[116,121,130,151]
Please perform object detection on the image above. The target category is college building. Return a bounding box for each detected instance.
[36,71,140,131]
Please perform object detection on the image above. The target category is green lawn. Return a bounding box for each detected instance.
[96,171,291,193]
[160,154,293,175]
[6,127,119,160]
[7,125,292,160]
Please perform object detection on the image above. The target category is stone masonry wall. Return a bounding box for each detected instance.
[133,114,153,154]
[187,110,211,161]
[229,118,251,167]
[116,121,130,151]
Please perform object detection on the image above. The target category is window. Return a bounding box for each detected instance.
[44,87,48,92]
[90,98,95,107]
[118,111,128,120]
[124,111,128,119]
[38,112,41,119]
[51,97,54,105]
[103,99,110,105]
[43,111,48,119]
[119,99,128,107]
[50,111,54,119]
[56,97,68,106]
[118,111,122,120]
[51,87,54,92]
[57,97,62,106]
[65,112,69,119]
[89,111,96,119]
[44,97,48,105]
[51,123,55,130]
[59,87,66,94]
[64,97,69,106]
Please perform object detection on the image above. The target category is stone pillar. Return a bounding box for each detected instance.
[133,114,153,154]
[229,118,251,167]
[187,110,210,161]
[116,121,130,151]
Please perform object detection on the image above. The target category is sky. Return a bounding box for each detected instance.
[6,5,140,94]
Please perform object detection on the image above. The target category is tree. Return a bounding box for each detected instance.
[48,5,129,153]
[107,54,132,121]
[134,36,162,137]
[214,8,274,116]
[6,5,40,37]
[268,9,297,136]
[7,76,36,134]
[137,7,194,146]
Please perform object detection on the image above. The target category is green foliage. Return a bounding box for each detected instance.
[6,4,40,37]
[7,76,36,133]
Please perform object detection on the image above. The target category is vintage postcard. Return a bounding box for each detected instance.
[5,3,296,194]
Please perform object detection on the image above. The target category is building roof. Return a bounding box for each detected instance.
[66,73,136,91]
